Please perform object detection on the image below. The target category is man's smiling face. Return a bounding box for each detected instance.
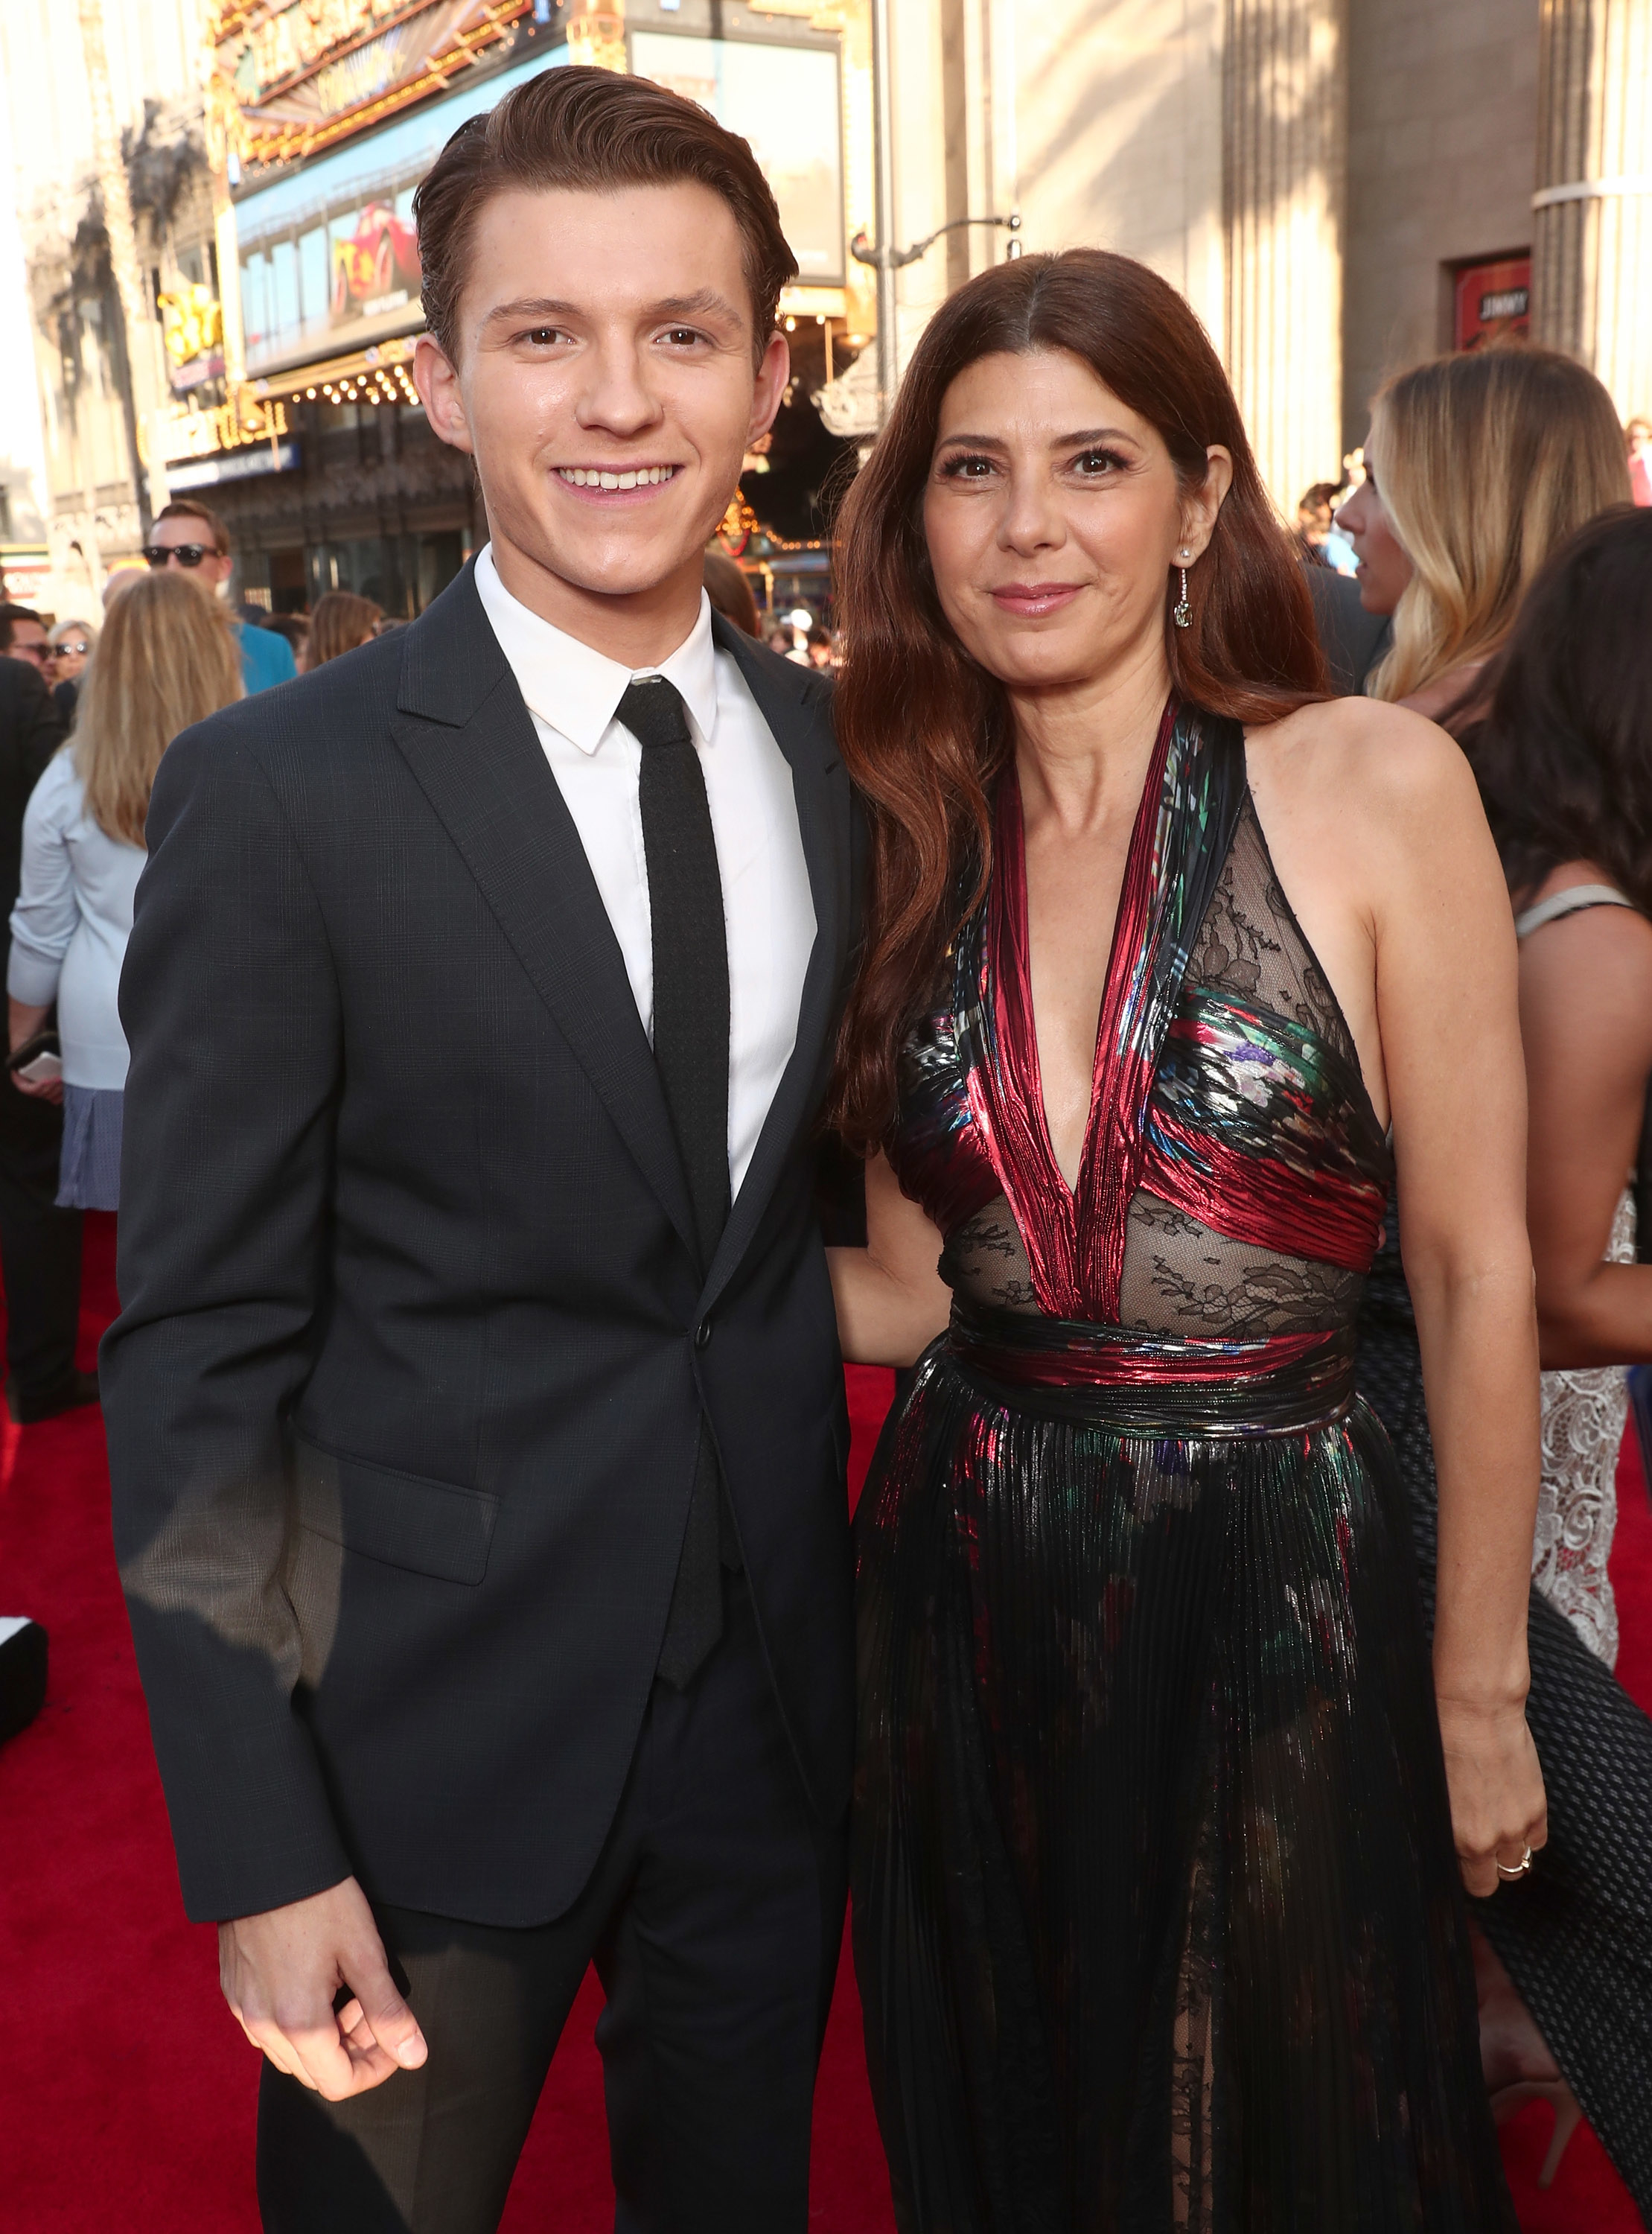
[416,180,788,642]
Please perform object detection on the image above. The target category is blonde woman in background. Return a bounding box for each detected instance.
[7,570,242,1211]
[45,617,95,720]
[301,589,382,671]
[1345,352,1645,2200]
[1341,346,1628,725]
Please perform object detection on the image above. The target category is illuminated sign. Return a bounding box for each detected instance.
[211,0,537,171]
[237,0,430,104]
[159,284,226,392]
[144,395,292,467]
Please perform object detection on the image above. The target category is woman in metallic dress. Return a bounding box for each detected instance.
[826,251,1546,2231]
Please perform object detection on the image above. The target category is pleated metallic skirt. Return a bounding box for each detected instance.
[852,1322,1517,2233]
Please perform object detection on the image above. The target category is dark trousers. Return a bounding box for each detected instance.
[0,1077,82,1404]
[257,1573,847,2233]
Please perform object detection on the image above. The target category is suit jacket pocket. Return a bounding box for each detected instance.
[293,1438,500,1586]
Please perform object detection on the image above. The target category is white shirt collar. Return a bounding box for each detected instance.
[473,543,719,756]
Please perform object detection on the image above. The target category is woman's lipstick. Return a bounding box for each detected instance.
[989,582,1082,617]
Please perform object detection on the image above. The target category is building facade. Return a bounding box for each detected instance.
[0,0,876,615]
[1,0,1646,612]
[881,0,1648,509]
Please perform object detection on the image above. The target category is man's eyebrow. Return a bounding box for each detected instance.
[478,290,747,328]
[650,288,745,325]
[478,297,581,328]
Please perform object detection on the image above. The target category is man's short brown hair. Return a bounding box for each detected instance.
[156,497,232,555]
[412,64,798,370]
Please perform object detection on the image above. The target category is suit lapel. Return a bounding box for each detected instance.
[701,618,849,1317]
[390,567,698,1259]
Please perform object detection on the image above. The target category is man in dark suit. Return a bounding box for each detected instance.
[103,69,856,2233]
[0,628,90,1422]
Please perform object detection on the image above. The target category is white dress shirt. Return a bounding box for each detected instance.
[474,544,816,1199]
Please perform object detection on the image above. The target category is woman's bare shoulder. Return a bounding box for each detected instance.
[1246,696,1483,841]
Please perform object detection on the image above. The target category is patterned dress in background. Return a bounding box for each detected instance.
[1533,1190,1632,1665]
[853,704,1515,2231]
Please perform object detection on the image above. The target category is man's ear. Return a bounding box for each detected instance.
[415,334,474,456]
[747,328,791,448]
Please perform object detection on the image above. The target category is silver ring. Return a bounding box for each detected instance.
[1495,1845,1534,1880]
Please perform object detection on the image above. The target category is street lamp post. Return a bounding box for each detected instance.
[869,0,898,425]
[852,211,1024,426]
[858,0,1024,432]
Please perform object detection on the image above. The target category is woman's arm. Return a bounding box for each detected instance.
[1357,716,1547,1895]
[1517,892,1652,1366]
[828,1151,952,1367]
[7,757,77,1104]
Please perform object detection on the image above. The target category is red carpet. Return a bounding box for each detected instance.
[0,1230,1643,2229]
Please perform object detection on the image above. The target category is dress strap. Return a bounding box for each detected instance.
[1514,883,1636,940]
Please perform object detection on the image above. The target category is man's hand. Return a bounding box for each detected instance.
[219,1876,428,2101]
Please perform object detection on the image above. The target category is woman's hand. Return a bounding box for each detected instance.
[10,1067,63,1104]
[7,996,60,1102]
[828,1152,951,1367]
[1435,1692,1548,1897]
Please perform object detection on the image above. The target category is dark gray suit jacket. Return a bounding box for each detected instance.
[102,563,858,1926]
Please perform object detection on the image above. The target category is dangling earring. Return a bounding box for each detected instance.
[1173,550,1193,631]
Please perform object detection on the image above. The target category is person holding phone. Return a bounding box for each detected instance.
[0,633,86,1423]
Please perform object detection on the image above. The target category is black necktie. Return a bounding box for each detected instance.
[619,676,731,1687]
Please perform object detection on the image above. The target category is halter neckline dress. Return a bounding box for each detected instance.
[852,701,1514,2232]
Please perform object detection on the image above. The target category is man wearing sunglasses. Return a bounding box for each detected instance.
[0,603,51,673]
[143,502,297,696]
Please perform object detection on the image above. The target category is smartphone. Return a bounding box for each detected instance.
[13,1048,63,1084]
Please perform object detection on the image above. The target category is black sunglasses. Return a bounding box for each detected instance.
[54,642,90,658]
[141,544,217,568]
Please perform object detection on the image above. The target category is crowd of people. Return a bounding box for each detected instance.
[2,57,1652,2233]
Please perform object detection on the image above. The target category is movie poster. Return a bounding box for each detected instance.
[1453,255,1531,352]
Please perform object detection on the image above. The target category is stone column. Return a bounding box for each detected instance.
[1222,0,1348,515]
[1533,0,1652,419]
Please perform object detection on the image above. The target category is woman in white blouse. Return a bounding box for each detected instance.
[7,570,242,1209]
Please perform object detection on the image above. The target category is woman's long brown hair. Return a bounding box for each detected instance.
[830,249,1327,1150]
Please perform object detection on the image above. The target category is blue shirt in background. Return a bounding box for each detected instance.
[235,618,298,695]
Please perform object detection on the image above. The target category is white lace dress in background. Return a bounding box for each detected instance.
[1533,1191,1633,1666]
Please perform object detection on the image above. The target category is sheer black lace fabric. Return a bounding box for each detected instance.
[942,807,1366,1341]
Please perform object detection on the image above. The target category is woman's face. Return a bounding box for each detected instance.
[922,348,1228,698]
[48,629,92,682]
[1336,442,1413,615]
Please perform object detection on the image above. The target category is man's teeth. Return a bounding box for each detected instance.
[558,466,676,489]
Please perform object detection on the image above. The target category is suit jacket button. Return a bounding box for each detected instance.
[694,1318,712,1351]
